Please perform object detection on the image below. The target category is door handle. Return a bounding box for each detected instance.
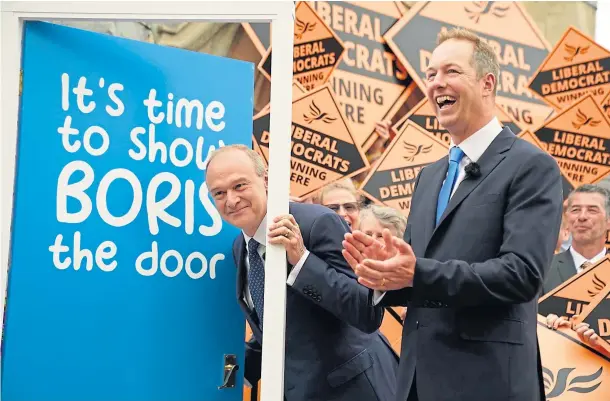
[219,354,239,389]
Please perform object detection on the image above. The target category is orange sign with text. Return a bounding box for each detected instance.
[253,85,369,198]
[359,121,447,218]
[538,315,610,400]
[260,80,307,115]
[602,91,610,121]
[307,1,417,151]
[539,257,610,320]
[384,1,552,131]
[259,2,345,91]
[532,94,610,188]
[578,278,610,353]
[518,130,575,198]
[394,98,522,146]
[529,27,610,110]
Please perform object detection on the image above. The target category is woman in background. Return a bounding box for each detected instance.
[359,205,408,321]
[318,179,362,230]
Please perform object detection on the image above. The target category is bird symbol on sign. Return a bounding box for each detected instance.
[295,18,316,40]
[403,142,432,162]
[572,108,601,129]
[303,100,337,124]
[564,43,590,62]
[465,2,510,23]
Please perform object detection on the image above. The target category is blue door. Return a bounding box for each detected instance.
[2,21,253,401]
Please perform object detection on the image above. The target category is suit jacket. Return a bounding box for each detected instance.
[542,250,577,294]
[233,202,398,401]
[379,127,563,401]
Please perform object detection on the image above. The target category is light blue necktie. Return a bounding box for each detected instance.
[436,146,465,225]
[247,239,265,327]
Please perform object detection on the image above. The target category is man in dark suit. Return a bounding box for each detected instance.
[343,28,563,401]
[205,144,398,401]
[543,184,610,294]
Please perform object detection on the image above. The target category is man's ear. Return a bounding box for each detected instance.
[264,170,269,191]
[482,72,496,97]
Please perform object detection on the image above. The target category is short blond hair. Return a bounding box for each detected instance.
[360,205,407,237]
[206,144,266,177]
[437,28,499,94]
[318,179,361,205]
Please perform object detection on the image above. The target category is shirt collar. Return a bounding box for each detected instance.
[449,117,503,162]
[242,214,267,250]
[570,246,607,270]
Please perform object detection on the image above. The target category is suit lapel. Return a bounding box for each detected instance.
[420,159,448,251]
[235,236,248,309]
[434,127,515,231]
[557,250,577,282]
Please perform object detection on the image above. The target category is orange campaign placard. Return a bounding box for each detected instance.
[383,1,553,132]
[242,22,271,56]
[259,2,345,91]
[601,91,610,121]
[518,130,575,198]
[528,27,610,111]
[394,98,522,146]
[539,257,610,320]
[252,84,369,198]
[307,1,418,151]
[531,93,610,188]
[260,80,307,115]
[577,280,610,353]
[537,315,610,400]
[359,121,447,218]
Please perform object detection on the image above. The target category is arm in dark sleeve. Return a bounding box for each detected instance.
[290,212,385,333]
[410,152,563,307]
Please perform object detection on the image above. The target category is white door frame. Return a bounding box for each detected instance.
[0,2,294,400]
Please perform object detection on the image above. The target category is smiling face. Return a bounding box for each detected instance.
[425,38,495,142]
[321,188,360,230]
[566,192,610,249]
[206,149,268,236]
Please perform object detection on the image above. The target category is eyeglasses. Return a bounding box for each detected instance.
[324,202,359,213]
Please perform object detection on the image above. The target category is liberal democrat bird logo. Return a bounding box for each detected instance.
[587,273,606,297]
[572,108,601,129]
[303,100,337,124]
[295,18,316,40]
[465,2,510,23]
[403,142,432,162]
[564,43,590,62]
[543,366,603,398]
[603,102,610,117]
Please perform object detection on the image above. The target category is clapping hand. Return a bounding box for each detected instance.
[342,229,416,291]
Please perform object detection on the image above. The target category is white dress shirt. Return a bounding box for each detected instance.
[570,246,607,274]
[373,117,504,304]
[241,214,310,308]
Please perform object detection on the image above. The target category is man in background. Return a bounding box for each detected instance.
[543,184,610,294]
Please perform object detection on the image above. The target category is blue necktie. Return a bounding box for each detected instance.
[247,239,265,326]
[436,146,465,225]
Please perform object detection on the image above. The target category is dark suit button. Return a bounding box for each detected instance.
[304,289,311,296]
[416,320,419,328]
[316,296,322,302]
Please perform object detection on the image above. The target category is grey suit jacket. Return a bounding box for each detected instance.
[379,127,563,401]
[233,202,398,401]
[542,250,577,294]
